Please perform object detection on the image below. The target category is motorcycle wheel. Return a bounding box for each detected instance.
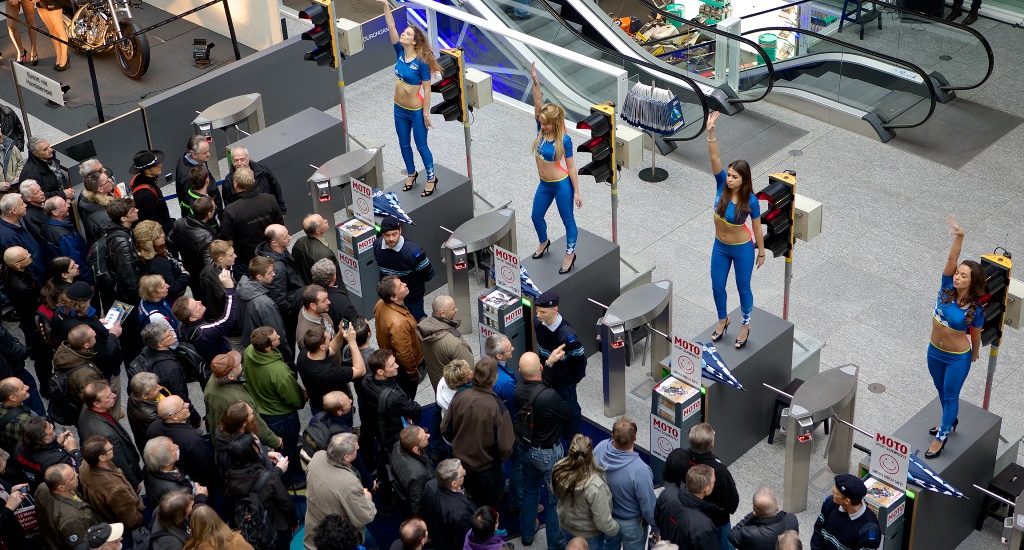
[116,19,150,79]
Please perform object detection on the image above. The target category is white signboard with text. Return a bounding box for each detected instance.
[350,178,374,224]
[671,335,702,390]
[12,62,64,106]
[337,253,362,298]
[870,432,910,492]
[650,414,681,461]
[493,245,521,297]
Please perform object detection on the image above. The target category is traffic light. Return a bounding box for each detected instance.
[756,172,796,258]
[430,49,468,123]
[980,252,1012,347]
[576,104,617,184]
[300,1,336,68]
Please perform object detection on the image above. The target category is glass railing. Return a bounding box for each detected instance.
[405,0,712,140]
[739,0,993,91]
[740,25,937,129]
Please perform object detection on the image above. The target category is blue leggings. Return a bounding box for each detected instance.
[711,238,754,323]
[531,177,577,254]
[926,343,971,436]
[394,103,435,180]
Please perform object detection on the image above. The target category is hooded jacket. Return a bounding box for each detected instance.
[236,276,291,363]
[255,242,304,315]
[77,191,113,244]
[417,315,474,390]
[51,342,103,409]
[593,438,658,527]
[729,510,800,550]
[202,376,281,449]
[242,344,305,416]
[180,289,237,364]
[655,483,721,550]
[556,472,620,539]
[50,308,120,377]
[463,533,506,550]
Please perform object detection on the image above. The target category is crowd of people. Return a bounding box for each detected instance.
[0,128,881,550]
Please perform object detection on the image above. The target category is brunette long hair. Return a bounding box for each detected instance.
[940,260,987,327]
[183,505,236,550]
[715,160,754,220]
[409,27,441,74]
[552,434,603,501]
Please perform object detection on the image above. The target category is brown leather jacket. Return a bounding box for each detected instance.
[373,299,423,372]
[78,462,144,530]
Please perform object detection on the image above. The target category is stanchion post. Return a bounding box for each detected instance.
[983,343,999,410]
[220,0,241,61]
[85,51,105,123]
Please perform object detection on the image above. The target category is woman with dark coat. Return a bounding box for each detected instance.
[12,417,82,490]
[215,401,295,549]
[135,220,190,303]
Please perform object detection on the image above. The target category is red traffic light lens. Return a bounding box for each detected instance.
[577,112,610,135]
[299,4,328,25]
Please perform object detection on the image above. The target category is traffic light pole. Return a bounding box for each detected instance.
[983,342,999,410]
[326,0,350,149]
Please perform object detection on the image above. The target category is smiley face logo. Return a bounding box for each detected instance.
[879,453,900,475]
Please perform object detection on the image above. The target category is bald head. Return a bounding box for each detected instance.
[431,295,456,320]
[303,214,327,237]
[157,395,186,422]
[265,224,290,252]
[518,352,543,380]
[322,391,352,416]
[3,246,29,268]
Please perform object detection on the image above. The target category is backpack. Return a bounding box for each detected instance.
[512,384,547,446]
[299,414,333,472]
[126,348,155,381]
[47,364,91,425]
[86,234,114,293]
[234,469,277,550]
[174,341,210,388]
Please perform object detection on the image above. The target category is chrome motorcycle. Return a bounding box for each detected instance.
[64,0,151,79]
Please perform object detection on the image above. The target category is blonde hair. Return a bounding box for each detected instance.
[133,220,164,261]
[183,505,237,550]
[139,274,166,302]
[532,103,567,162]
[209,240,234,263]
[442,359,473,388]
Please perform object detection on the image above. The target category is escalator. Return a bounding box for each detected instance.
[493,0,991,140]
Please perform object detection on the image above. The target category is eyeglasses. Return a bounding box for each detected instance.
[163,402,190,418]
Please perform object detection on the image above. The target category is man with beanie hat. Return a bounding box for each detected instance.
[129,150,172,234]
[811,474,881,550]
[532,291,586,433]
[373,216,434,321]
[203,351,282,449]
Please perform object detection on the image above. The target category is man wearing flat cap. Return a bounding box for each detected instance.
[533,291,586,433]
[373,216,434,322]
[129,150,172,234]
[811,474,881,550]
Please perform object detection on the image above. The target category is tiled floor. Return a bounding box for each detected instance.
[10,10,1024,549]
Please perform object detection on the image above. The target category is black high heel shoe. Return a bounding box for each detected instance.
[531,241,550,259]
[421,177,439,197]
[16,49,26,64]
[924,434,948,459]
[735,325,751,349]
[55,59,69,72]
[928,418,958,436]
[711,318,730,342]
[402,171,418,192]
[558,253,576,275]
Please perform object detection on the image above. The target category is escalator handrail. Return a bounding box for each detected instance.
[625,0,775,103]
[535,0,712,140]
[740,0,993,91]
[743,25,936,129]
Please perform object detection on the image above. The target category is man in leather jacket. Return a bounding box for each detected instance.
[18,137,72,200]
[169,196,217,292]
[224,147,286,213]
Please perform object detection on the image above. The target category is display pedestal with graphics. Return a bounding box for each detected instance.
[444,208,517,334]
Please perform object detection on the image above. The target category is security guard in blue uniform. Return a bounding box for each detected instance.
[532,291,586,433]
[373,216,435,321]
[811,474,882,550]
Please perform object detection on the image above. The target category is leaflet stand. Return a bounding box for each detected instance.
[444,208,517,334]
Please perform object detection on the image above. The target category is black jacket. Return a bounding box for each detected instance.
[150,515,189,550]
[173,153,211,202]
[18,152,69,198]
[291,235,340,285]
[216,432,296,532]
[390,441,432,516]
[168,216,215,285]
[729,511,800,550]
[513,380,574,447]
[139,255,190,302]
[0,473,27,550]
[130,172,172,234]
[50,309,121,377]
[663,448,739,525]
[126,393,160,451]
[254,242,304,321]
[12,441,83,491]
[0,105,24,151]
[147,349,202,427]
[655,483,721,550]
[326,285,360,327]
[24,203,48,247]
[143,469,198,512]
[219,191,283,270]
[422,478,475,550]
[360,376,422,451]
[3,267,40,321]
[811,496,881,550]
[180,288,237,364]
[76,408,143,488]
[146,420,217,488]
[103,224,141,303]
[77,193,112,244]
[225,160,286,213]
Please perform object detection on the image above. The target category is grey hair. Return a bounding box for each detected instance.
[325,432,358,466]
[776,531,802,550]
[141,321,171,349]
[483,334,510,359]
[688,423,715,454]
[753,486,779,517]
[436,458,463,488]
[143,436,176,472]
[310,258,336,287]
[18,180,39,200]
[0,193,22,215]
[43,196,64,216]
[27,136,46,154]
[430,295,454,315]
[78,159,102,177]
[231,146,249,157]
[130,372,159,399]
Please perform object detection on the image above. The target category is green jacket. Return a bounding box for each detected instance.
[203,376,282,449]
[243,345,306,416]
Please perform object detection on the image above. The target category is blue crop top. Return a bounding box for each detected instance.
[714,170,760,225]
[535,122,573,162]
[394,43,431,86]
[934,274,984,332]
